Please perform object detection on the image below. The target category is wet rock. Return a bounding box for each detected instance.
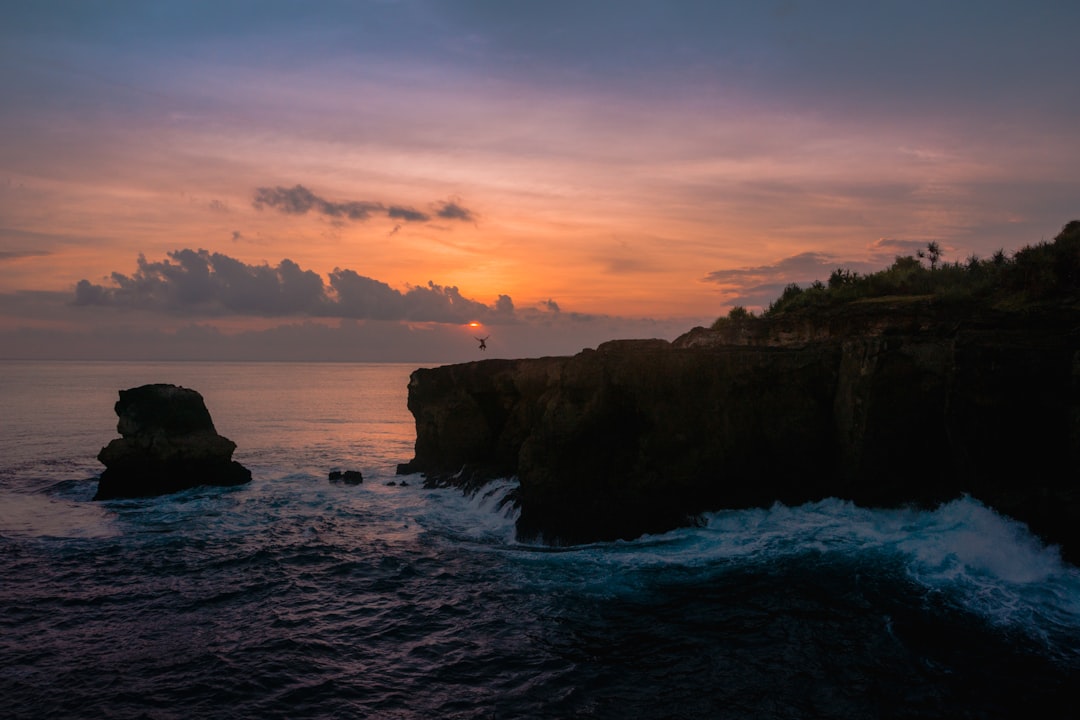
[94,384,251,500]
[329,470,363,485]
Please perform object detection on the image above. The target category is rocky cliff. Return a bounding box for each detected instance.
[399,304,1080,563]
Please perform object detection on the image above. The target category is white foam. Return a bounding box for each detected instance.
[894,497,1064,584]
[375,476,1080,644]
[491,494,1080,640]
[415,478,521,545]
[0,491,119,539]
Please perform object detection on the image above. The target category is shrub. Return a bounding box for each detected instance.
[713,220,1080,325]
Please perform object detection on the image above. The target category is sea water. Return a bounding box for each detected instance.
[1,360,1078,719]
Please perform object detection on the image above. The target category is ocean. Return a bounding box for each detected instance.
[1,360,1078,719]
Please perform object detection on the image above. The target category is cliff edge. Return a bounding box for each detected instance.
[399,302,1079,562]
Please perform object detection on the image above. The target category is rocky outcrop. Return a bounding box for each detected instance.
[329,470,364,485]
[399,306,1080,562]
[94,384,251,500]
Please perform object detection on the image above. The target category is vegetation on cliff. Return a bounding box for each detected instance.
[713,220,1080,329]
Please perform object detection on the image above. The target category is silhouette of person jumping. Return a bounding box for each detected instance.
[475,336,488,351]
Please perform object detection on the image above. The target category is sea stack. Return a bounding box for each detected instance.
[94,383,252,500]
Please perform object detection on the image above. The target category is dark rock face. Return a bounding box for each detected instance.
[399,310,1080,563]
[94,384,251,500]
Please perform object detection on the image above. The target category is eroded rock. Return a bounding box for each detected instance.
[94,384,251,500]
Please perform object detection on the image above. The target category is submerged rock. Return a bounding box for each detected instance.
[94,384,251,500]
[329,470,363,485]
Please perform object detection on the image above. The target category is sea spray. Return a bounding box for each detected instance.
[415,478,520,545]
[496,494,1080,660]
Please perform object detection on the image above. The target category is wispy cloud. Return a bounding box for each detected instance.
[253,185,383,220]
[0,250,51,261]
[870,236,938,260]
[702,250,894,311]
[253,184,475,226]
[703,252,839,286]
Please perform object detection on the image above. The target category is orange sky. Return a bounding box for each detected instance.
[1,3,1078,360]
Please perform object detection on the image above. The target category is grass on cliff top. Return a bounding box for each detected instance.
[713,220,1080,329]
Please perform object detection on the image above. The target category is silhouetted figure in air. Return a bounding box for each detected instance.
[475,336,488,351]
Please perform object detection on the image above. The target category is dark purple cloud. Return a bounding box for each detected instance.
[73,249,514,324]
[253,184,383,220]
[435,200,475,222]
[388,205,430,222]
[253,184,474,225]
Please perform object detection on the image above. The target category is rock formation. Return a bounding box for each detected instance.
[398,305,1080,563]
[329,470,364,485]
[94,384,251,500]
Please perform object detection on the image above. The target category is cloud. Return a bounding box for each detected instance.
[435,200,475,222]
[73,279,111,305]
[702,250,895,312]
[494,294,514,315]
[328,270,514,324]
[0,250,50,261]
[7,282,711,363]
[73,249,515,324]
[870,236,940,260]
[253,184,382,220]
[75,249,331,316]
[703,252,837,286]
[12,257,715,362]
[253,184,475,225]
[388,205,430,222]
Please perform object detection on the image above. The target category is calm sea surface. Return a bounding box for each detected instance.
[1,361,1078,719]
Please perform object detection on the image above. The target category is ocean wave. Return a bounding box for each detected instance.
[486,493,1080,653]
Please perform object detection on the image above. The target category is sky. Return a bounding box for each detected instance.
[1,0,1077,362]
